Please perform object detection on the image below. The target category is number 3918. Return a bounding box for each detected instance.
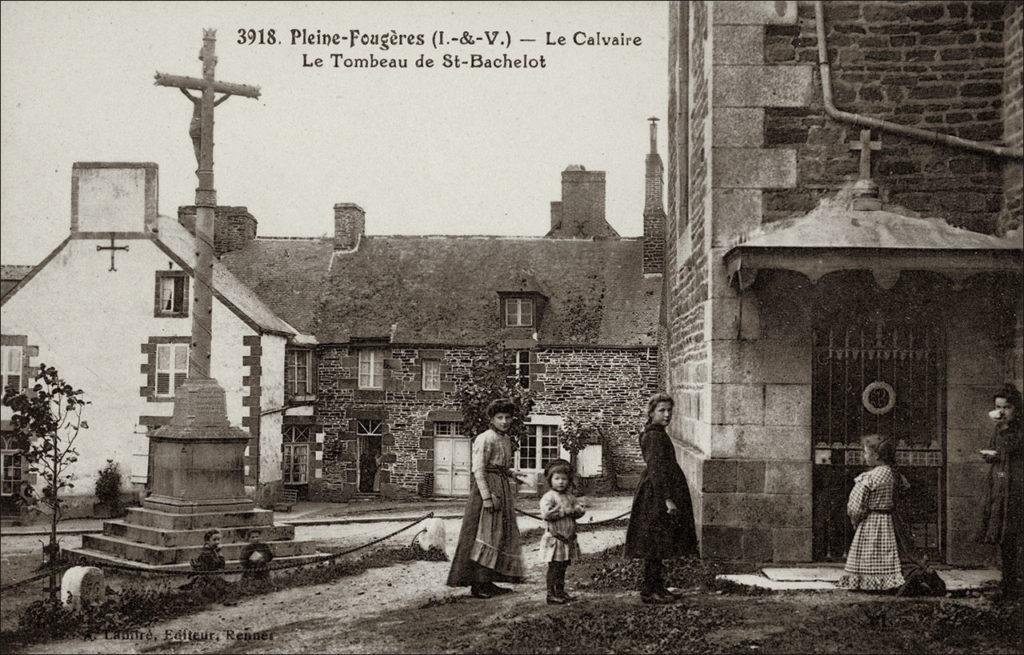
[238,29,277,45]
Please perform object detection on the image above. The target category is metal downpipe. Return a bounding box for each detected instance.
[814,0,1022,160]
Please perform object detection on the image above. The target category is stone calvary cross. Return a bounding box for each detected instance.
[155,29,260,379]
[145,30,262,515]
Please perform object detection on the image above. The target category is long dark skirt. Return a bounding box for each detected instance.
[446,471,525,587]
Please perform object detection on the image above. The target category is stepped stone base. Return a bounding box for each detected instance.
[68,506,322,569]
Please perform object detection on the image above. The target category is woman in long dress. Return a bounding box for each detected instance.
[446,399,526,598]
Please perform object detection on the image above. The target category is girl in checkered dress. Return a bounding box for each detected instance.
[538,460,585,605]
[837,435,906,591]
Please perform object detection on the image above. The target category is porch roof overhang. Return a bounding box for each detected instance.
[723,187,1023,291]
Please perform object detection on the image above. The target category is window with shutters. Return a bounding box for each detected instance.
[155,343,189,397]
[358,349,384,390]
[1,345,23,393]
[154,271,189,317]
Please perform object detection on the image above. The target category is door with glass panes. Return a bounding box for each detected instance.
[514,422,561,494]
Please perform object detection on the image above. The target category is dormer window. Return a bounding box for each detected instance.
[504,298,534,327]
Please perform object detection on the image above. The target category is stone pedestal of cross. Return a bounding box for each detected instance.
[147,29,262,514]
[849,129,882,210]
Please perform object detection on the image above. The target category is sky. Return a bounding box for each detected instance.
[0,1,669,264]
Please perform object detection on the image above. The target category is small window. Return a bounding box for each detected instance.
[285,349,313,397]
[356,419,384,436]
[504,298,534,327]
[358,349,384,390]
[422,360,441,391]
[1,345,23,393]
[155,272,189,317]
[1,450,23,496]
[506,350,530,388]
[155,343,189,397]
[433,421,463,437]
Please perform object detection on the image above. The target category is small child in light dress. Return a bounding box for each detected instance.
[538,459,586,605]
[836,435,906,592]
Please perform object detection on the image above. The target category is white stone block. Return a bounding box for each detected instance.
[415,518,447,554]
[713,1,798,25]
[713,25,764,65]
[713,65,814,108]
[62,566,106,610]
[712,188,763,246]
[714,148,798,189]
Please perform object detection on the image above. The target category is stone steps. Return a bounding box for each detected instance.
[124,507,275,530]
[80,533,316,566]
[69,548,328,573]
[102,520,295,547]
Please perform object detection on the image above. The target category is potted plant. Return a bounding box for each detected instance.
[94,459,124,518]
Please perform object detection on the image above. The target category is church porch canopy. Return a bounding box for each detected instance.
[723,185,1023,292]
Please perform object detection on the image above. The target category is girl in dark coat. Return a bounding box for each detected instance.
[624,393,698,603]
[978,383,1023,600]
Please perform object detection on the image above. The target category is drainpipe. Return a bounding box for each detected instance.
[814,0,1023,160]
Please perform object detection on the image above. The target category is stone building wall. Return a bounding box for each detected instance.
[1001,1,1023,235]
[762,1,1009,234]
[314,344,656,496]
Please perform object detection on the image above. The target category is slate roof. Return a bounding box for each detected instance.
[221,235,661,347]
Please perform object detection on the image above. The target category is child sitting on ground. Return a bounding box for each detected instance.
[538,459,585,605]
[184,528,227,595]
[239,529,274,581]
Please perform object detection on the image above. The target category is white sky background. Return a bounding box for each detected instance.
[0,1,669,264]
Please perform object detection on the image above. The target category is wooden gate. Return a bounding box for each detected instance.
[811,315,946,562]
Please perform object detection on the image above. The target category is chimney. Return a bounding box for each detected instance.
[550,201,563,232]
[643,117,666,275]
[545,166,619,239]
[71,162,159,233]
[334,203,365,251]
[177,205,257,256]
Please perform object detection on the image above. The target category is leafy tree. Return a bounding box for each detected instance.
[455,344,534,447]
[3,364,89,605]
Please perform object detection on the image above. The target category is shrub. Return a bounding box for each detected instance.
[95,460,123,512]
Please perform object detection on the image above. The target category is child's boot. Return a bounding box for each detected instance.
[556,564,574,601]
[546,565,566,604]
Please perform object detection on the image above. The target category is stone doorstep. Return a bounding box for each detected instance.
[66,547,328,573]
[103,520,295,547]
[719,567,1002,592]
[79,534,316,566]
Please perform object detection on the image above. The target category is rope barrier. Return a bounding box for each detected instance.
[515,507,631,527]
[0,512,436,588]
[0,565,73,592]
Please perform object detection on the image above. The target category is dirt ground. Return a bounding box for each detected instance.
[8,524,1022,654]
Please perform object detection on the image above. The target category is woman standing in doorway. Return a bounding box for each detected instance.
[624,393,698,604]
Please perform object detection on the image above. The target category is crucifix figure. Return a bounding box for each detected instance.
[96,235,129,272]
[849,129,882,182]
[155,30,260,378]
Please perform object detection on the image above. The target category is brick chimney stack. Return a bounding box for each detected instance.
[643,117,665,275]
[546,166,619,239]
[334,203,365,251]
[177,205,257,257]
